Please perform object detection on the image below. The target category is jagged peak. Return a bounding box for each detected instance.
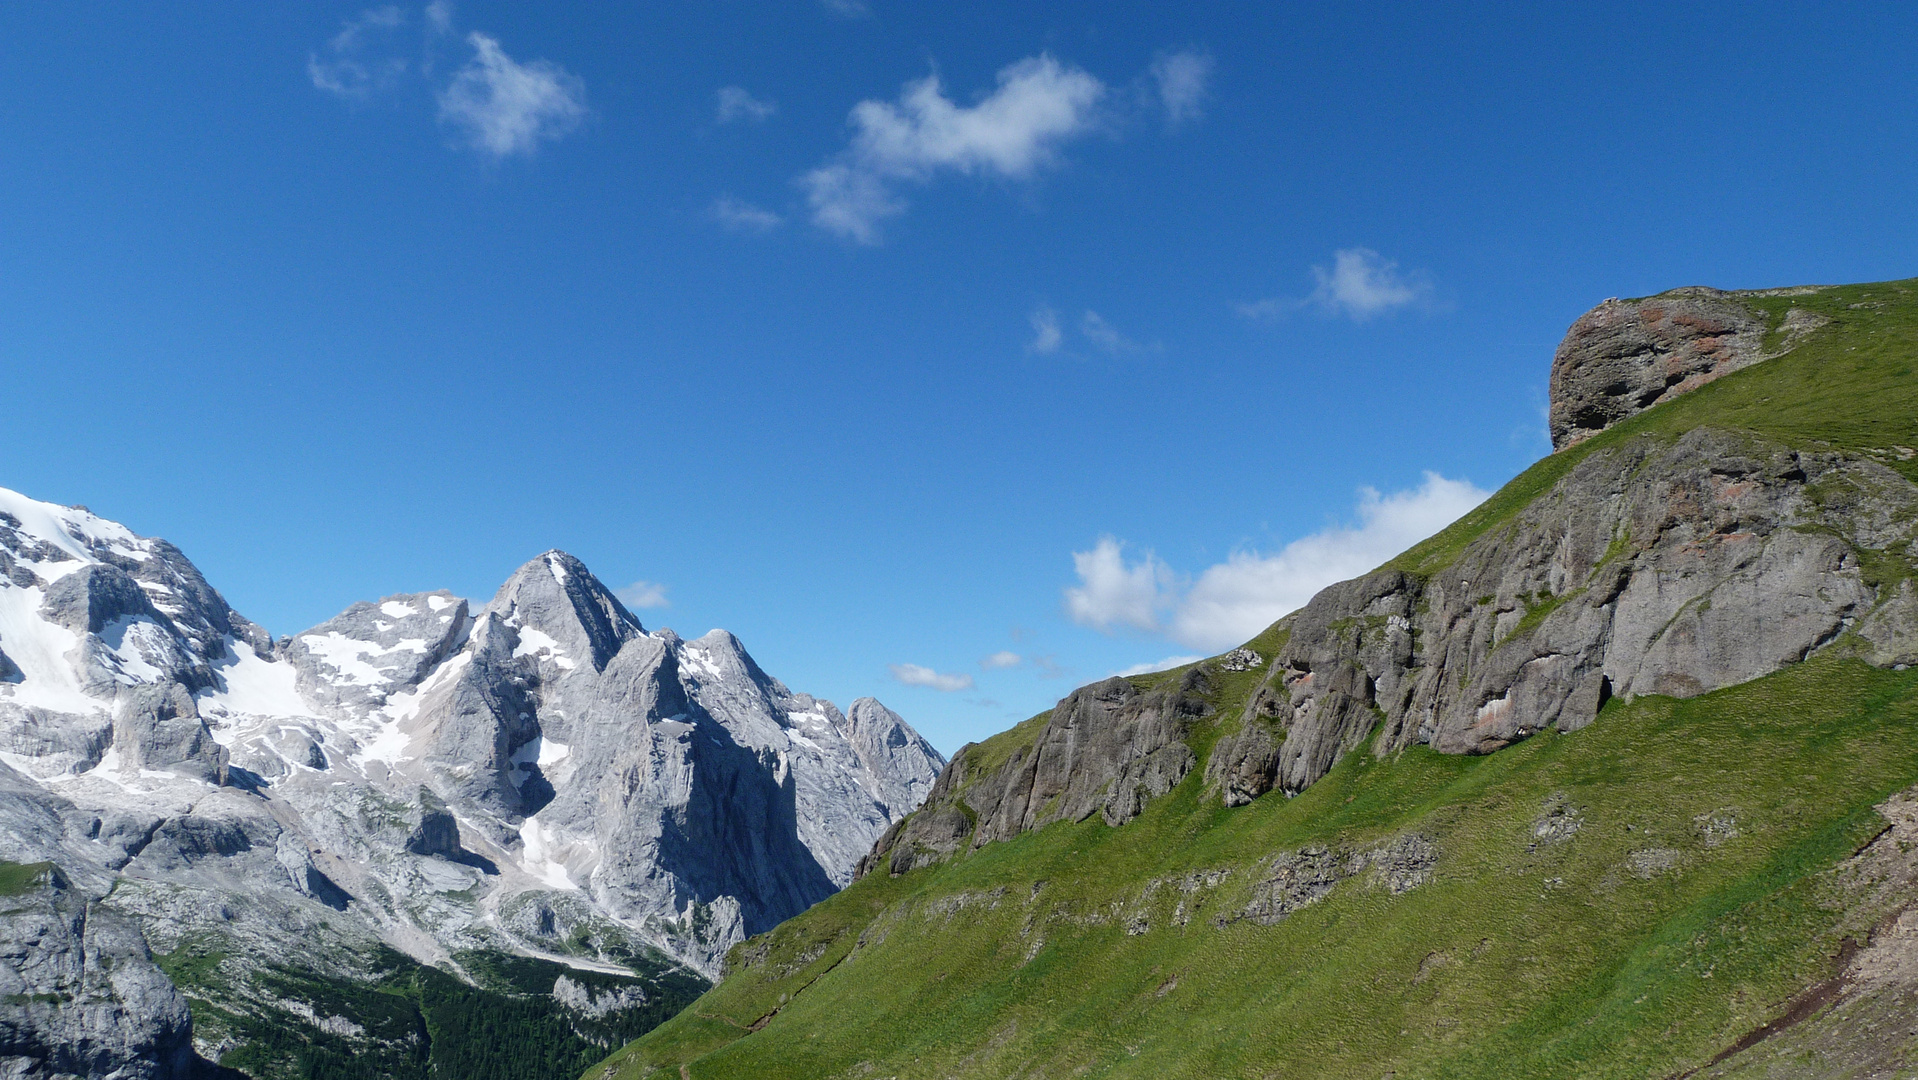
[485,550,645,673]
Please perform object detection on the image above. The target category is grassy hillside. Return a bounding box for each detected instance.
[592,279,1918,1080]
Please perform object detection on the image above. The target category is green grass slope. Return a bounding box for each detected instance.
[593,279,1918,1080]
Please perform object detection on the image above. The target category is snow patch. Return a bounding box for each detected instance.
[518,816,578,890]
[298,631,428,686]
[98,616,172,685]
[679,646,722,680]
[512,627,576,670]
[380,600,416,619]
[352,719,413,768]
[0,581,103,714]
[0,486,139,564]
[426,595,456,612]
[199,640,319,720]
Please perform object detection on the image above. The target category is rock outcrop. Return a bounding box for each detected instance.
[868,285,1916,876]
[862,668,1210,876]
[1205,425,1906,804]
[1548,289,1770,449]
[1547,287,1834,450]
[0,864,200,1080]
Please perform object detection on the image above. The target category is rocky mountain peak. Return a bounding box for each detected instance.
[485,550,645,674]
[0,491,947,1075]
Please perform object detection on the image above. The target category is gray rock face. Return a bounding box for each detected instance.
[0,870,199,1080]
[864,669,1209,877]
[1206,427,1910,804]
[283,590,471,717]
[1549,289,1767,450]
[844,698,942,811]
[0,763,205,1080]
[0,485,946,1074]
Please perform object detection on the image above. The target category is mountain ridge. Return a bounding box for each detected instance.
[0,495,943,1077]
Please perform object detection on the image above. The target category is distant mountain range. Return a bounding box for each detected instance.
[0,497,942,1077]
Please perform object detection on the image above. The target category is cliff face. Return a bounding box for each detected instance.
[1204,425,1912,804]
[861,669,1212,877]
[867,284,1918,874]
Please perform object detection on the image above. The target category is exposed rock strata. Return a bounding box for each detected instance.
[862,669,1210,877]
[1207,427,1911,805]
[0,868,200,1080]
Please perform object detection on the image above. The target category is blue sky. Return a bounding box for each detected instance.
[3,2,1916,753]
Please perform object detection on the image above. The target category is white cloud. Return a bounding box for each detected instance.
[821,0,871,16]
[1064,537,1171,634]
[308,6,408,99]
[1171,474,1488,648]
[425,0,453,34]
[616,581,670,609]
[1308,247,1431,319]
[889,663,975,692]
[1065,473,1489,651]
[1240,248,1433,322]
[713,196,783,232]
[1028,306,1062,354]
[1081,310,1156,354]
[1150,49,1213,125]
[980,651,1022,670]
[1115,655,1205,677]
[803,54,1106,243]
[437,32,585,158]
[799,163,905,244]
[717,85,777,123]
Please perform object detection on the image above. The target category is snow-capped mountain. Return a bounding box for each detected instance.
[0,485,942,1071]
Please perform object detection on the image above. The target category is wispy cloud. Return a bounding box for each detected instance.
[1080,310,1157,354]
[1115,654,1205,677]
[1028,306,1063,354]
[802,54,1107,243]
[889,662,975,692]
[616,581,670,609]
[1032,654,1068,679]
[308,6,409,99]
[821,0,871,17]
[1150,49,1213,125]
[713,196,783,232]
[1065,472,1489,651]
[437,32,586,158]
[979,650,1022,670]
[1240,248,1433,322]
[1234,297,1288,319]
[312,8,585,160]
[716,85,776,123]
